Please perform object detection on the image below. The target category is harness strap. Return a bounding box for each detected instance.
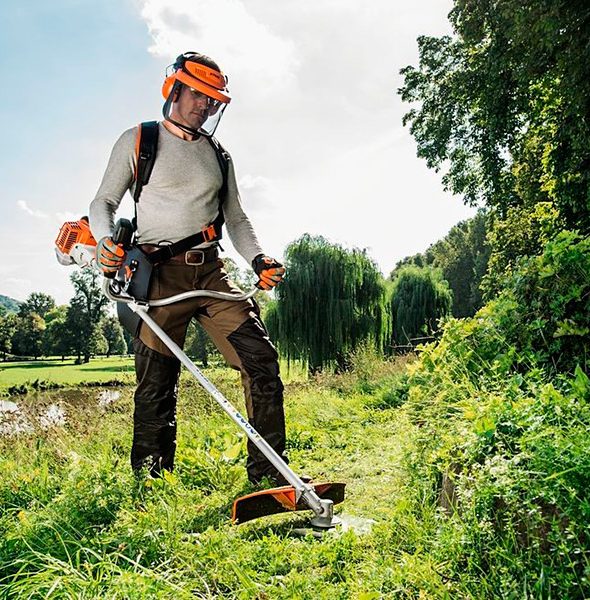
[133,121,159,204]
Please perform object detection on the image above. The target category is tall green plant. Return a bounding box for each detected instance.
[390,265,452,345]
[266,234,389,372]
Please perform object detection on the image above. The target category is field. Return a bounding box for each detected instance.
[1,346,588,598]
[0,354,442,599]
[0,357,136,391]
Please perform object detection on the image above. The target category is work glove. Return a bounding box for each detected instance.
[252,254,286,290]
[96,236,126,276]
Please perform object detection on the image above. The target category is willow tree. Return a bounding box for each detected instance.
[390,265,452,346]
[265,234,390,372]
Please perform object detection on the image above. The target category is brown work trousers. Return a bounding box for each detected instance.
[131,256,287,483]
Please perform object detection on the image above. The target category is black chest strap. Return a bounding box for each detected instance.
[132,121,230,264]
[133,121,159,204]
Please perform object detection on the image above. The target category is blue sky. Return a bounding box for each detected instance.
[0,0,475,304]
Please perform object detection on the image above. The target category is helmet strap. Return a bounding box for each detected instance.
[162,81,203,139]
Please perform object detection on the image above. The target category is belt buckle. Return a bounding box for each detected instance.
[185,250,205,265]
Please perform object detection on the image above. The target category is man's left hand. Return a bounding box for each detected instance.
[252,254,286,290]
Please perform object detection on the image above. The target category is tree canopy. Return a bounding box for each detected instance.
[66,270,110,362]
[399,0,590,232]
[266,234,390,372]
[391,211,490,318]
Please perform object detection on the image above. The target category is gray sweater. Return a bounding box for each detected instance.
[89,123,263,264]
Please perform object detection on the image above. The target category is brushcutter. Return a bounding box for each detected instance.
[54,217,345,531]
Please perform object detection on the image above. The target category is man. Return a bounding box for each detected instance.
[89,51,289,486]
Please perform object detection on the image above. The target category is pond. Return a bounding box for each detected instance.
[0,387,129,437]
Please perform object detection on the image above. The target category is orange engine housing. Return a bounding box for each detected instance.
[55,218,97,255]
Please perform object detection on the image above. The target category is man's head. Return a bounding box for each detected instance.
[162,52,231,137]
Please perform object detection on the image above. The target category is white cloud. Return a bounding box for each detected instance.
[238,174,270,191]
[17,200,47,219]
[138,0,300,99]
[238,174,274,210]
[55,211,81,224]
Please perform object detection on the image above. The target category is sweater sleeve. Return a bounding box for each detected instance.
[223,156,264,265]
[89,127,137,241]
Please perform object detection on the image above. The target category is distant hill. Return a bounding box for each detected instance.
[0,295,21,314]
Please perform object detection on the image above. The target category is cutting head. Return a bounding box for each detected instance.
[232,482,346,525]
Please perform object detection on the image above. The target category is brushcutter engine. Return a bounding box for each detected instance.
[54,216,98,267]
[55,217,135,277]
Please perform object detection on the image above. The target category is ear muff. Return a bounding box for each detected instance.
[162,74,176,100]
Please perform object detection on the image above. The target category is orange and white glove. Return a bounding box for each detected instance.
[252,254,286,290]
[96,236,126,276]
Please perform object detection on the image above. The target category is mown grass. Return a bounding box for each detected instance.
[1,344,588,598]
[0,357,305,396]
[0,357,136,392]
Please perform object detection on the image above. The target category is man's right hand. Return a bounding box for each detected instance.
[96,236,126,275]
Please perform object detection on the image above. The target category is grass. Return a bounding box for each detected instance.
[0,357,306,395]
[1,346,587,598]
[0,355,427,599]
[0,357,135,391]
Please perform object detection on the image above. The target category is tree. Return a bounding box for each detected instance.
[65,269,110,363]
[11,313,46,359]
[427,211,490,317]
[390,211,490,318]
[185,319,219,367]
[399,0,590,233]
[43,317,71,360]
[265,234,390,372]
[390,265,453,346]
[101,316,127,357]
[18,292,55,319]
[0,313,17,360]
[42,305,70,359]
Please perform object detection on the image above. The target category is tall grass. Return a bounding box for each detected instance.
[1,341,588,598]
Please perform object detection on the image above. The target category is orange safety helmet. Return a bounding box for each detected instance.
[162,52,231,137]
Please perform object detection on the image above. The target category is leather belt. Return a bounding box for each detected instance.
[139,244,219,265]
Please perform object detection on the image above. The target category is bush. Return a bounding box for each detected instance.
[392,231,590,595]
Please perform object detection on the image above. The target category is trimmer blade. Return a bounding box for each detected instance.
[232,482,346,524]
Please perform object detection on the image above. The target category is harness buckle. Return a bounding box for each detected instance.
[202,224,217,242]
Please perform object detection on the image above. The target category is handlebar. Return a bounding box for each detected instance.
[103,278,258,306]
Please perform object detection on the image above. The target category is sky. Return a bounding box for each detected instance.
[0,0,475,305]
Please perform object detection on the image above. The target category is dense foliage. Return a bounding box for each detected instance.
[389,265,452,346]
[266,234,390,372]
[399,0,590,233]
[391,237,590,595]
[391,211,490,318]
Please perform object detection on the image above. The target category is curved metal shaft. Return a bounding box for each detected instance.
[130,303,331,518]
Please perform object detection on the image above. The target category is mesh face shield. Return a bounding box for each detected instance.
[162,58,231,137]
